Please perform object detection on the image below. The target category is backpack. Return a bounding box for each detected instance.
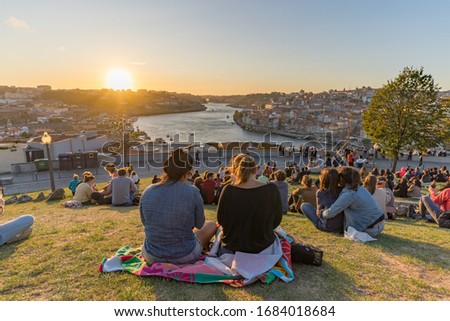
[290,241,323,266]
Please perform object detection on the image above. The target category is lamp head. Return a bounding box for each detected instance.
[41,132,52,145]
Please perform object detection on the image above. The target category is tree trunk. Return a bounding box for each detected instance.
[391,154,399,172]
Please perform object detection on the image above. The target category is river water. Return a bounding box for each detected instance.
[134,103,305,146]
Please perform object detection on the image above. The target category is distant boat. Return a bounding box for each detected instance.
[10,148,17,152]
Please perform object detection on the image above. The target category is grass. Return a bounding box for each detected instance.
[0,177,449,301]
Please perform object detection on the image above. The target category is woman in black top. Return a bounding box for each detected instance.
[216,154,283,254]
[300,168,344,233]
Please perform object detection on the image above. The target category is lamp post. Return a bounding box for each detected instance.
[371,143,379,169]
[41,132,55,192]
[218,142,223,159]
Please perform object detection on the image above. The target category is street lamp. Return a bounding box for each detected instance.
[371,143,379,169]
[218,143,223,159]
[41,132,56,192]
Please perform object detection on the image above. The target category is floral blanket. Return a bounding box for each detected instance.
[100,233,294,287]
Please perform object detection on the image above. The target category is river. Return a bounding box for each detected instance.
[133,103,305,146]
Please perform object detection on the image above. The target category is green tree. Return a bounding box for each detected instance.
[362,67,450,171]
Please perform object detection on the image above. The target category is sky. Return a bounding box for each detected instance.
[2,0,450,95]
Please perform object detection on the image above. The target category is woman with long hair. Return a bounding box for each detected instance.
[140,148,217,264]
[216,154,282,255]
[322,167,385,237]
[300,168,344,233]
[363,174,390,219]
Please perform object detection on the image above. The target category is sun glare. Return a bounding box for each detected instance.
[105,69,133,90]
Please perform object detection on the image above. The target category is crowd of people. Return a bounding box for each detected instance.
[2,145,449,268]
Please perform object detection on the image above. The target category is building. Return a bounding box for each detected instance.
[24,131,108,162]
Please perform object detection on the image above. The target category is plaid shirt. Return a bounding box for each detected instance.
[140,180,205,259]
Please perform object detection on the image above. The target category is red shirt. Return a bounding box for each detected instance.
[202,179,216,204]
[430,188,450,212]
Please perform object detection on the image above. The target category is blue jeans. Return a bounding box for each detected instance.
[419,196,443,223]
[365,220,385,237]
[300,203,328,231]
[0,215,34,246]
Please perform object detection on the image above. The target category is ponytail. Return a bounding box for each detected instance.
[233,154,257,185]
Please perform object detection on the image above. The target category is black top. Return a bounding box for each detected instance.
[217,183,283,253]
[317,189,344,233]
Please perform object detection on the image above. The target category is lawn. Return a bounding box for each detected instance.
[0,177,449,301]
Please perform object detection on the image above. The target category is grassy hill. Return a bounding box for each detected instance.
[0,178,449,301]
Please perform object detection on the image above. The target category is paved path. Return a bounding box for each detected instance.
[0,150,448,195]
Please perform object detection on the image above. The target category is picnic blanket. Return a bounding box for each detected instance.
[100,232,294,287]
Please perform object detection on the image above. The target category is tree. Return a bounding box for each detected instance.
[362,67,450,171]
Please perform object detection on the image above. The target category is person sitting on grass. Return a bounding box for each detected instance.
[322,167,385,237]
[73,174,97,205]
[215,154,282,255]
[140,148,217,264]
[0,215,35,246]
[377,176,397,219]
[193,177,207,202]
[300,168,344,233]
[202,172,216,205]
[130,171,140,185]
[289,175,318,213]
[407,178,422,198]
[68,174,80,196]
[272,170,289,214]
[418,181,450,227]
[363,174,390,219]
[0,189,35,246]
[104,168,137,206]
[393,177,408,198]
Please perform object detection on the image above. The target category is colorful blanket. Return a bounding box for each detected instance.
[100,234,294,287]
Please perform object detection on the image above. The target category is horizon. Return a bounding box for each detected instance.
[2,1,450,95]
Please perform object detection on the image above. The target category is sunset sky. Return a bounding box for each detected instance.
[2,0,450,95]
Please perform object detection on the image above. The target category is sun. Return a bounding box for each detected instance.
[105,68,133,90]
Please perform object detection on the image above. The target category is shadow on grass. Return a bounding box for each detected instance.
[0,238,30,261]
[93,206,139,214]
[133,261,357,301]
[369,234,450,270]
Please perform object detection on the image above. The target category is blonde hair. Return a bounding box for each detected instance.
[233,154,257,185]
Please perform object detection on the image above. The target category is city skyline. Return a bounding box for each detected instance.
[2,0,450,95]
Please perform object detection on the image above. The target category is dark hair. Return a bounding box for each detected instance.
[319,168,340,197]
[301,175,312,188]
[363,174,377,195]
[339,167,361,191]
[104,162,117,174]
[274,170,286,181]
[158,148,193,185]
[194,177,203,189]
[118,168,127,176]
